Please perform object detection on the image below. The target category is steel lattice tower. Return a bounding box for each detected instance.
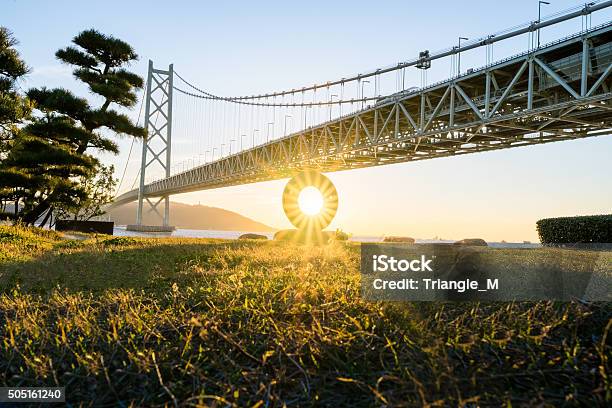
[136,60,174,228]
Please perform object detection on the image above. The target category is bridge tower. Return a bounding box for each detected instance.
[128,60,175,232]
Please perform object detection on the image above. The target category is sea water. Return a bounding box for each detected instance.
[113,226,541,248]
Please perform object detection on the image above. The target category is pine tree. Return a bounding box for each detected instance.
[0,27,30,147]
[54,29,145,153]
[0,27,32,218]
[1,90,100,223]
[1,29,145,224]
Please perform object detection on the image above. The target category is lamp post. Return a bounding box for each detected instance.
[537,1,550,48]
[229,139,236,155]
[361,80,370,108]
[284,114,292,136]
[329,94,338,120]
[240,134,246,150]
[252,129,259,148]
[220,143,225,158]
[303,106,311,129]
[458,36,468,76]
[205,150,210,163]
[266,122,274,142]
[212,147,217,161]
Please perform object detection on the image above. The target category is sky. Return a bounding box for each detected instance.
[3,0,612,242]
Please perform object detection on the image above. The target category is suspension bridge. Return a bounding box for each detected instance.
[111,2,612,231]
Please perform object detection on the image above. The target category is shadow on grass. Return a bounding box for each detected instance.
[0,238,263,294]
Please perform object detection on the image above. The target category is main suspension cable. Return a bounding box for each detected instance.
[115,83,146,197]
[172,1,611,102]
[173,78,382,107]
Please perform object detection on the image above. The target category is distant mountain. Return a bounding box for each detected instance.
[107,202,276,232]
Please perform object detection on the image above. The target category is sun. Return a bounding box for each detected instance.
[282,171,338,231]
[297,186,324,216]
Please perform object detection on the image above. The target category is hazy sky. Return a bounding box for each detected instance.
[3,0,611,241]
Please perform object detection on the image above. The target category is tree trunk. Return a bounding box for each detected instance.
[39,207,53,228]
[21,196,52,225]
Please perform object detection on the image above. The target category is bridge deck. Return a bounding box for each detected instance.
[114,24,612,207]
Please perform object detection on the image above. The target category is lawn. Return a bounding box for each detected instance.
[0,225,610,406]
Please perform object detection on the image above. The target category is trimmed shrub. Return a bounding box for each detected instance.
[383,236,415,243]
[536,214,612,244]
[333,229,350,241]
[238,233,267,240]
[454,238,488,246]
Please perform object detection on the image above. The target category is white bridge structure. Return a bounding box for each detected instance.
[111,2,612,230]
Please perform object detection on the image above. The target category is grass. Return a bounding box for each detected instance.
[0,225,610,406]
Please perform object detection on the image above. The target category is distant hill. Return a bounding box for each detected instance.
[107,202,276,232]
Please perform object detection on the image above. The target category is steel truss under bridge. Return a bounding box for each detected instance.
[113,23,612,209]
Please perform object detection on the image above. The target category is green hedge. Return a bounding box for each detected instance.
[536,214,612,244]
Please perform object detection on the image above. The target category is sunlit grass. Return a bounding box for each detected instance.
[0,226,610,406]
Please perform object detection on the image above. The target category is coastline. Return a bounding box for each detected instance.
[112,225,542,247]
